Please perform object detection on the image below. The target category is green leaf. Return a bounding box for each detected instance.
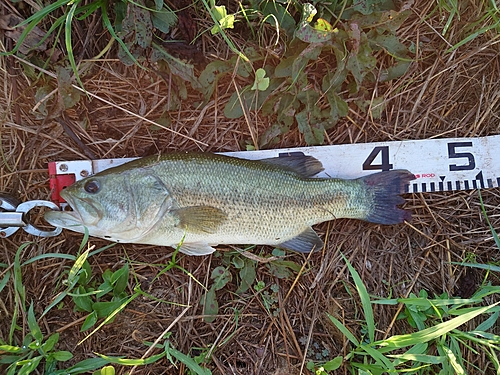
[111,264,129,296]
[151,42,201,90]
[52,350,73,361]
[93,365,116,375]
[52,358,110,374]
[251,68,270,91]
[73,285,94,312]
[92,299,127,319]
[203,287,218,323]
[81,311,98,331]
[211,5,235,35]
[295,4,337,43]
[18,355,43,373]
[151,8,177,34]
[326,91,348,121]
[165,342,212,375]
[41,333,60,352]
[57,66,81,109]
[353,0,396,15]
[323,355,343,371]
[211,266,231,291]
[296,110,324,145]
[27,303,43,345]
[260,1,295,36]
[0,344,23,353]
[267,260,300,279]
[372,34,409,59]
[236,258,256,294]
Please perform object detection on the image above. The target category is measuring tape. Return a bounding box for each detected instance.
[48,134,500,206]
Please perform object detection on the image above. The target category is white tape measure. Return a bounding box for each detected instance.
[50,135,500,198]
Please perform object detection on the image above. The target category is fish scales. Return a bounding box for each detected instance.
[45,152,415,255]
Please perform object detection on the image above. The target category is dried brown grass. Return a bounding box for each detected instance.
[1,0,500,374]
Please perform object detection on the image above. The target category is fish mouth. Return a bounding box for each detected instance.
[44,190,102,229]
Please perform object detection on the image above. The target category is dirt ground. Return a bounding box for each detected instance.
[1,1,500,374]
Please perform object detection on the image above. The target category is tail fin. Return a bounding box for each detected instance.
[360,170,415,225]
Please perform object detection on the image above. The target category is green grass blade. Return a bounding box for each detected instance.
[0,270,10,294]
[65,2,85,89]
[96,352,164,365]
[478,190,500,249]
[100,1,143,68]
[21,253,76,266]
[165,341,212,375]
[376,302,500,349]
[342,253,375,343]
[1,0,70,55]
[327,313,360,346]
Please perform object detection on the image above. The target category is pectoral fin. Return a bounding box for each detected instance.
[173,206,227,234]
[178,242,217,255]
[278,227,324,253]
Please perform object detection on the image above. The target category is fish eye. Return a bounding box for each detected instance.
[84,180,100,194]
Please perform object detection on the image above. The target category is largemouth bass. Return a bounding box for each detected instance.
[45,152,414,255]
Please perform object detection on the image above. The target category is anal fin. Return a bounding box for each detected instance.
[278,227,324,253]
[178,242,217,256]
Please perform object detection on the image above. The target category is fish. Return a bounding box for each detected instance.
[44,152,415,255]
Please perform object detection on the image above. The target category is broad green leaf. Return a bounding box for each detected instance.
[57,66,81,109]
[52,350,73,361]
[296,110,324,145]
[93,365,116,375]
[81,311,98,331]
[92,298,127,318]
[323,356,343,370]
[17,355,43,373]
[151,8,177,33]
[236,258,256,294]
[111,264,129,296]
[51,357,110,374]
[251,68,270,91]
[151,42,202,90]
[211,266,231,291]
[261,1,295,36]
[295,3,337,43]
[372,34,409,59]
[203,287,218,323]
[41,333,60,352]
[326,91,348,121]
[72,286,94,312]
[211,5,235,35]
[0,344,23,353]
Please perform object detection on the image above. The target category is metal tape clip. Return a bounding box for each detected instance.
[0,194,62,238]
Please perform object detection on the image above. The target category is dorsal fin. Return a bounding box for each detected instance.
[260,153,324,178]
